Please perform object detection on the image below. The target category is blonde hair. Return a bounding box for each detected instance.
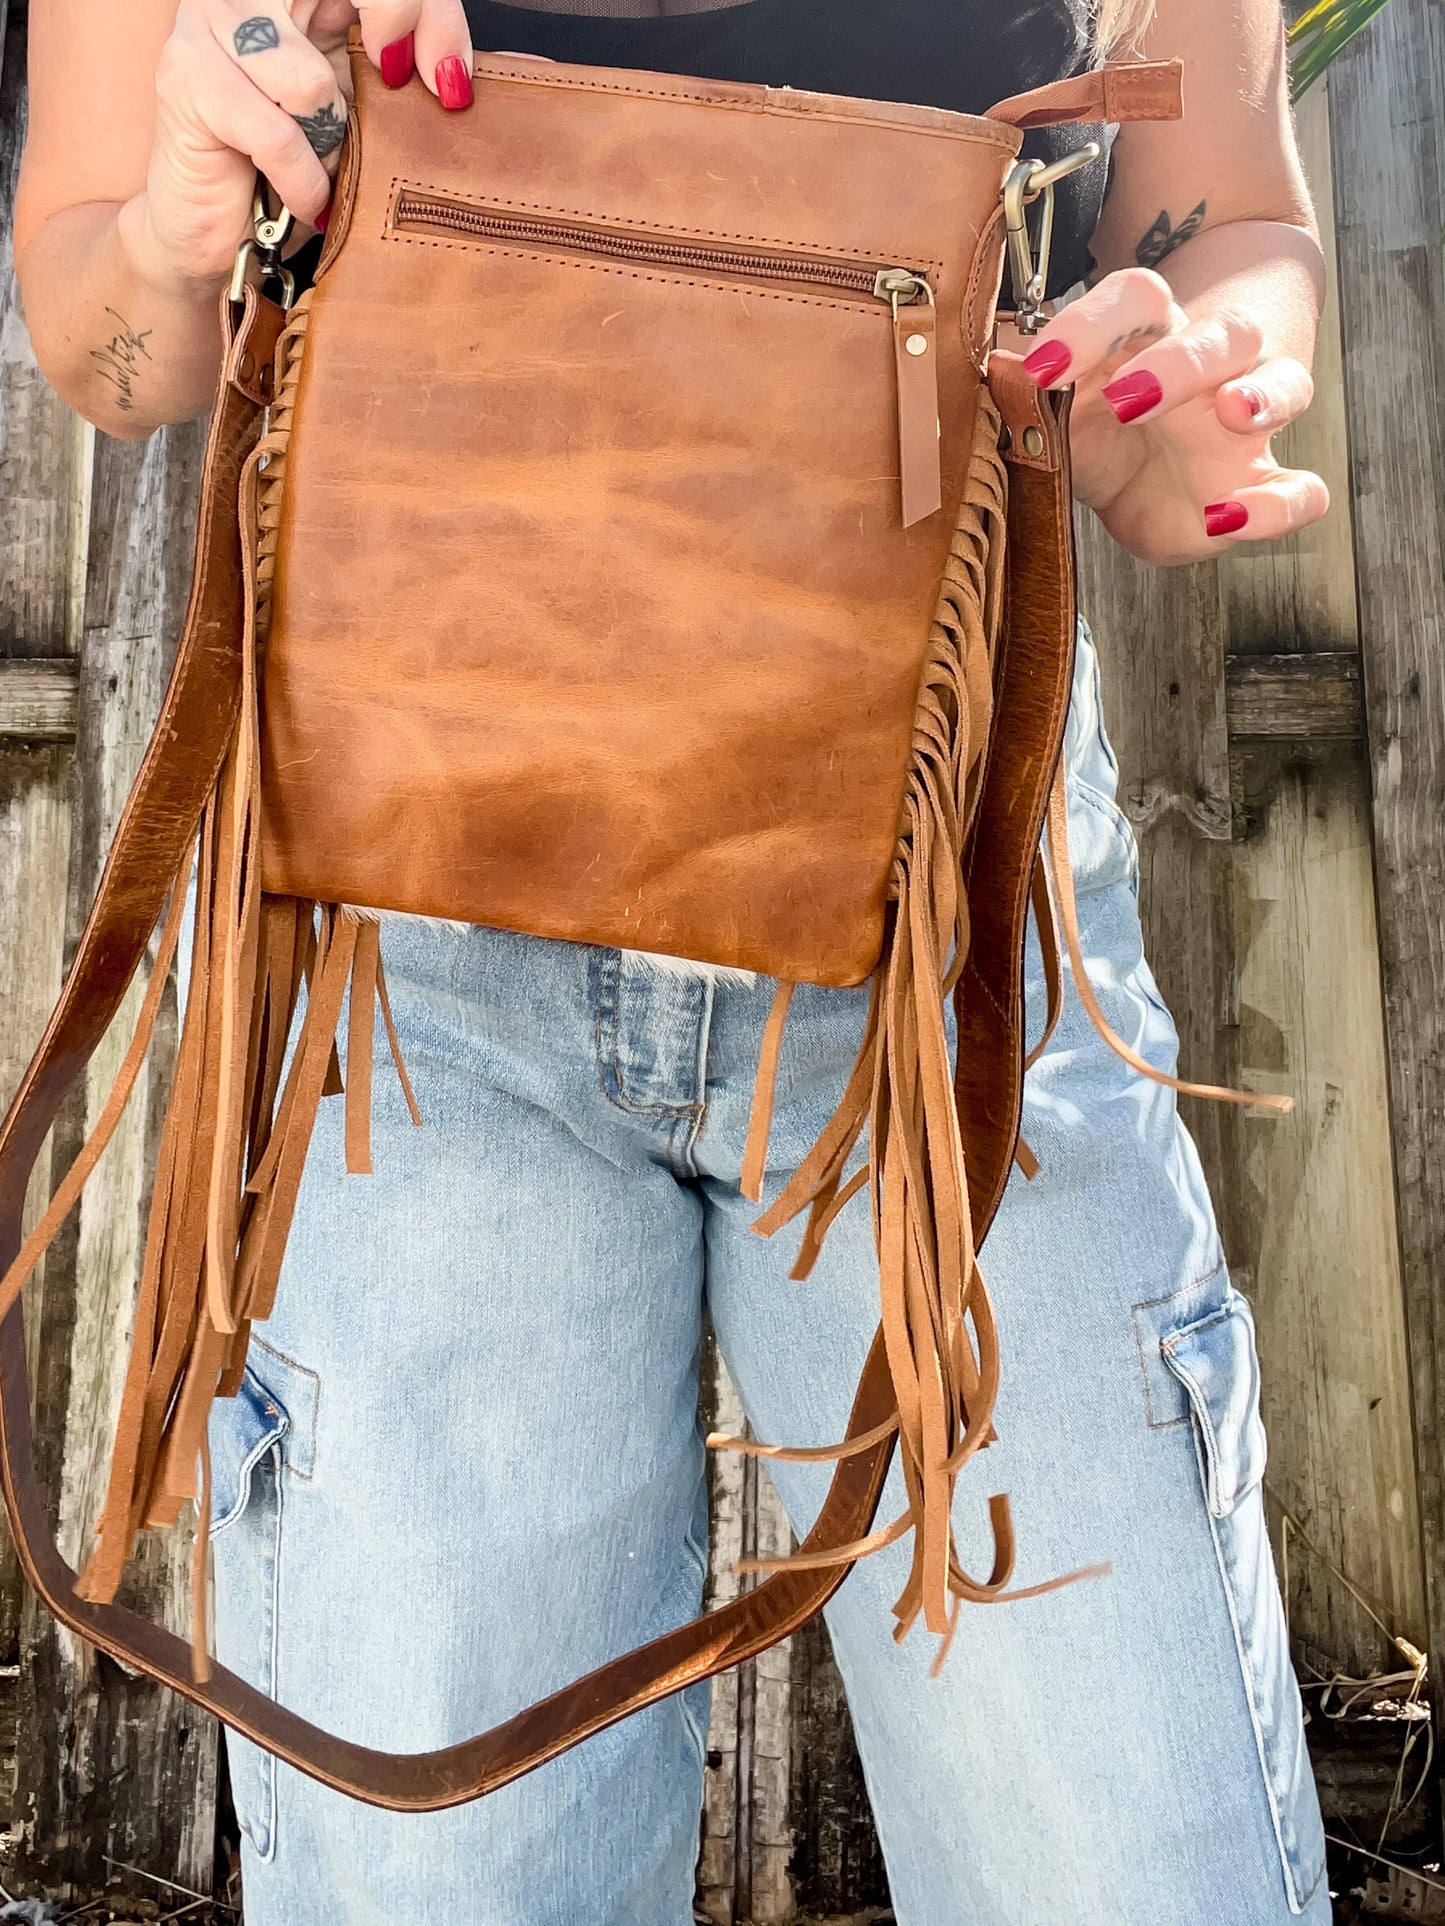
[1090,0,1158,55]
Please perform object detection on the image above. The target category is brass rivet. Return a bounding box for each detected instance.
[905,333,929,357]
[1022,425,1046,458]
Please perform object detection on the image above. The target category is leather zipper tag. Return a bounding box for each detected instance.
[893,299,942,528]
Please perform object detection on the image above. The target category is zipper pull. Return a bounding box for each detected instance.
[875,270,941,529]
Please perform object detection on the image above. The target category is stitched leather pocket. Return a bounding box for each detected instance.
[1161,1293,1326,1912]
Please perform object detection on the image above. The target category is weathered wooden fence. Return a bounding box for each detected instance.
[0,0,1441,1916]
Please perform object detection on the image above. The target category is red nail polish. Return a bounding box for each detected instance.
[435,54,473,111]
[1237,385,1266,419]
[380,33,415,88]
[1102,369,1164,424]
[1205,500,1249,537]
[313,201,330,236]
[1021,340,1072,387]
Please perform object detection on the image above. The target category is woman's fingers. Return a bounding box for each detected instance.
[1202,467,1330,545]
[154,8,334,242]
[413,0,475,108]
[211,0,350,167]
[352,1,420,89]
[1020,268,1184,389]
[354,0,474,103]
[1215,355,1315,436]
[1096,305,1264,425]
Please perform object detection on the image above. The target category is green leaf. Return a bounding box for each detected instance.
[1287,0,1398,98]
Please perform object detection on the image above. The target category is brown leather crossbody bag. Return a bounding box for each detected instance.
[0,45,1195,1808]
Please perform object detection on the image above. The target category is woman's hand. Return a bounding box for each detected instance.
[1011,266,1329,566]
[121,0,474,297]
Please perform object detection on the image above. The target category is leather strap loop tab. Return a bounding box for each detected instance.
[986,58,1184,131]
[987,349,1065,473]
[225,283,287,408]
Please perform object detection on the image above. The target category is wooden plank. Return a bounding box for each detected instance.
[0,659,78,741]
[786,1617,888,1921]
[697,1336,798,1926]
[1233,741,1426,1678]
[1225,651,1363,738]
[14,415,216,1901]
[1328,0,1445,1784]
[0,32,84,668]
[698,1331,745,1925]
[0,740,70,1845]
[0,0,81,1853]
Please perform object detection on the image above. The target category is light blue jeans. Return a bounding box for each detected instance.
[207,624,1328,1924]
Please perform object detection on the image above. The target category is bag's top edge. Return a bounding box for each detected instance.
[344,28,1023,151]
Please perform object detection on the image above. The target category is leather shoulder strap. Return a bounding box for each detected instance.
[956,352,1079,1233]
[0,329,1077,1813]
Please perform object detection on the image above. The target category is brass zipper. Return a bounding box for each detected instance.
[391,191,942,527]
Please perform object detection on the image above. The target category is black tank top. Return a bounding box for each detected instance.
[461,0,1111,295]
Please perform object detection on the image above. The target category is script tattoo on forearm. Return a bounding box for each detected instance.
[1136,200,1206,270]
[233,15,281,54]
[89,309,153,413]
[294,102,346,158]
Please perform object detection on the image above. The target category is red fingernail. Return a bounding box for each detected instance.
[435,54,473,110]
[313,201,330,236]
[380,33,415,88]
[1205,500,1249,537]
[1102,369,1164,424]
[1021,340,1072,387]
[1237,385,1266,419]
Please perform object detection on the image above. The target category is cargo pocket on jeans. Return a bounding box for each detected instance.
[208,1340,317,1862]
[1162,1293,1326,1914]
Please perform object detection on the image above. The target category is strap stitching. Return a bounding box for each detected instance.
[472,61,1020,153]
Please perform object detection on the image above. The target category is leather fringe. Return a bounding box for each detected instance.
[0,296,415,1680]
[717,394,1285,1654]
[718,393,1050,1647]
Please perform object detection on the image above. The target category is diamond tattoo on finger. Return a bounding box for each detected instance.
[233,15,281,55]
[294,102,346,158]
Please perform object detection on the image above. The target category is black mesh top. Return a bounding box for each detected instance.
[462,0,1113,295]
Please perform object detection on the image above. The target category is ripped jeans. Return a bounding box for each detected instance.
[207,622,1328,1924]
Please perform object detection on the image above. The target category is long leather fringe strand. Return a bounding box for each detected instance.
[717,391,1062,1651]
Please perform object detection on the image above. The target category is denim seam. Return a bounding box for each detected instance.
[1130,1259,1228,1429]
[592,952,704,1122]
[247,1336,320,1482]
[671,972,715,1178]
[210,1415,289,1538]
[238,1441,284,1865]
[1191,1426,1318,1916]
[1162,1304,1237,1507]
